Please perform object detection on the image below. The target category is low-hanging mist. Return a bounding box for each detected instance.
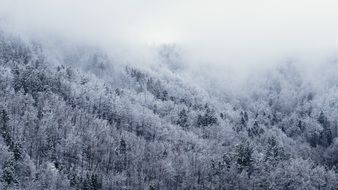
[2,0,338,75]
[1,1,338,190]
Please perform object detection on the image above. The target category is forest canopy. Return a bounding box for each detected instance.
[0,27,338,190]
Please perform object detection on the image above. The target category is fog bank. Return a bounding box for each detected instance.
[1,0,338,87]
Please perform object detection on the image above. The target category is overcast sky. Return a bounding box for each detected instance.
[1,0,338,77]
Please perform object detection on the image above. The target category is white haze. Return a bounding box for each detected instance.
[1,0,338,89]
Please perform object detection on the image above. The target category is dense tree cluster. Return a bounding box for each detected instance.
[0,30,338,189]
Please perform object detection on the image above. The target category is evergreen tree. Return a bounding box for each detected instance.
[197,105,217,127]
[235,141,254,175]
[265,136,288,165]
[1,159,16,188]
[177,109,188,128]
[318,111,333,147]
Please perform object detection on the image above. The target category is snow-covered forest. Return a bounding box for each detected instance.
[1,27,338,189]
[2,1,338,189]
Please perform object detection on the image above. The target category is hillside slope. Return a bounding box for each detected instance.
[0,31,338,189]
